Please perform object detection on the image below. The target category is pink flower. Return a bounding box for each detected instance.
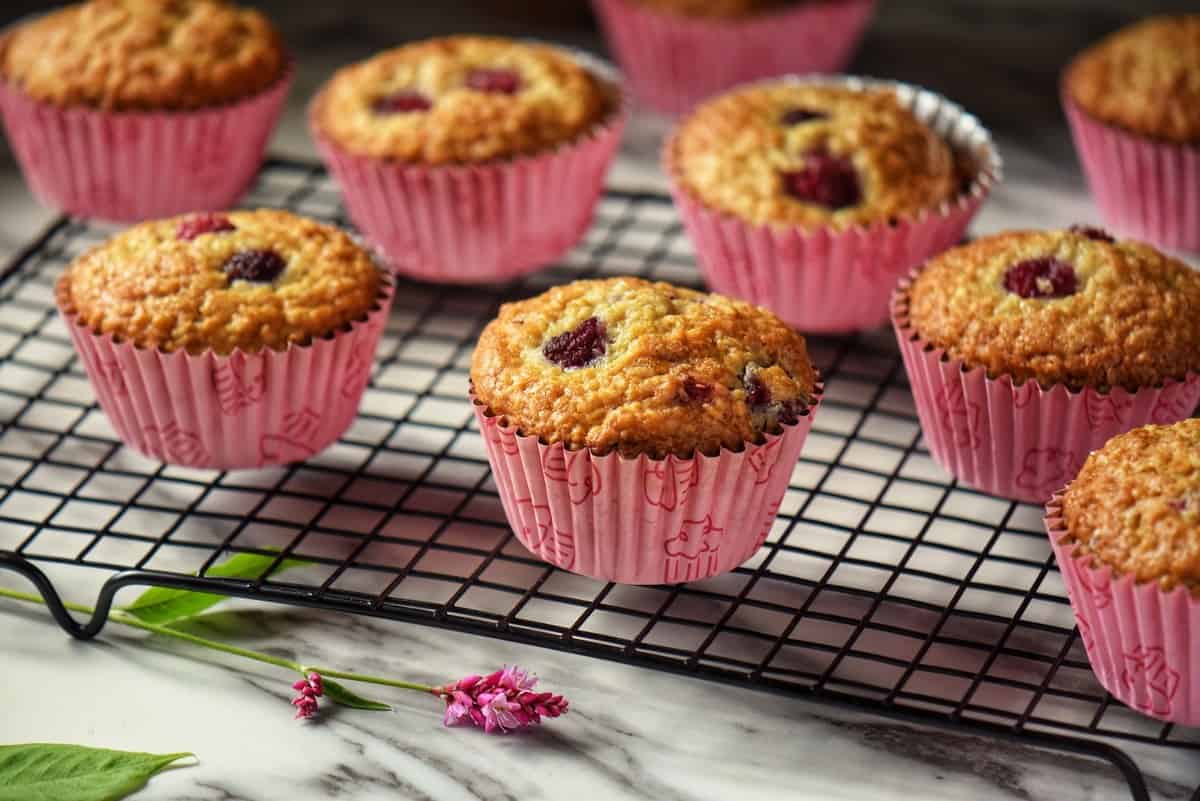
[432,666,568,734]
[291,672,324,720]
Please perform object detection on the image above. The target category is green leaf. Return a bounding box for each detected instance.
[322,678,392,711]
[0,744,192,801]
[122,551,310,626]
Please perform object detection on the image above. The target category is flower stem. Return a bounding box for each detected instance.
[303,666,434,694]
[0,585,429,691]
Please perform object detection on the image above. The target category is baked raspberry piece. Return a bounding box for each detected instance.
[176,213,235,241]
[543,317,607,369]
[223,249,287,283]
[1003,257,1078,299]
[372,91,433,113]
[782,152,861,210]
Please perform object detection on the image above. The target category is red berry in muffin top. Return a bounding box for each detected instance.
[176,213,235,241]
[782,152,861,210]
[1003,257,1078,299]
[371,91,434,113]
[543,317,607,369]
[223,249,287,283]
[466,68,522,94]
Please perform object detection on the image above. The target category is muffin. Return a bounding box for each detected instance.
[0,0,292,222]
[310,35,627,283]
[894,227,1200,503]
[57,209,392,469]
[590,0,875,116]
[1047,419,1200,724]
[471,276,821,584]
[1063,16,1200,251]
[667,77,998,332]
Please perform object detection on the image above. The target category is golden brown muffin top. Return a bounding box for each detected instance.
[58,209,386,356]
[627,0,794,18]
[902,228,1200,391]
[670,82,961,229]
[1,0,287,111]
[1065,15,1200,144]
[471,277,819,458]
[313,36,613,165]
[1061,419,1200,593]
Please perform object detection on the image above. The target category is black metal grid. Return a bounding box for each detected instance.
[1,159,1197,798]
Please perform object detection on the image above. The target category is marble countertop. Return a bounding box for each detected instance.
[2,3,1199,800]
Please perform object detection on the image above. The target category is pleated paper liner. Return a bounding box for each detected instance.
[1063,90,1200,253]
[311,51,629,284]
[58,279,394,471]
[893,280,1200,505]
[590,0,875,116]
[473,387,821,585]
[1046,493,1200,725]
[667,76,1000,334]
[0,64,293,223]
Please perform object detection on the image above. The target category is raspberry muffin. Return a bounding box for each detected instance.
[311,35,626,283]
[591,0,875,115]
[667,77,997,332]
[0,0,292,221]
[1047,419,1200,724]
[1063,16,1200,251]
[894,226,1200,503]
[57,209,392,469]
[471,276,821,584]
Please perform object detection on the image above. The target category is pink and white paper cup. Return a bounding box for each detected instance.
[0,67,292,223]
[473,390,821,585]
[1046,494,1200,725]
[667,77,999,333]
[1063,91,1200,253]
[58,280,393,471]
[590,0,875,116]
[893,281,1200,504]
[311,54,628,284]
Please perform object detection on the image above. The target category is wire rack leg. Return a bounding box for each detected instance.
[0,550,113,639]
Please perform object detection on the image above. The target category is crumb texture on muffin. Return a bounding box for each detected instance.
[627,0,794,18]
[1,0,287,111]
[1062,419,1200,592]
[58,209,384,355]
[314,35,612,164]
[1066,15,1200,144]
[470,277,818,459]
[904,228,1200,390]
[670,82,960,228]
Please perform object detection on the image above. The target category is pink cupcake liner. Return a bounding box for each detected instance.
[1046,494,1200,725]
[893,281,1200,504]
[667,76,999,333]
[311,54,628,284]
[473,389,821,585]
[590,0,875,116]
[0,66,293,223]
[1063,91,1200,253]
[58,281,393,471]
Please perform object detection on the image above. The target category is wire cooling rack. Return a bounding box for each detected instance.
[0,159,1196,800]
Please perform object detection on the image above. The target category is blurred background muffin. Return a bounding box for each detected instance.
[0,0,292,221]
[1063,14,1200,251]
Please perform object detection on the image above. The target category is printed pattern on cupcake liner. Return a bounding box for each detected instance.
[1014,448,1082,500]
[259,408,325,465]
[542,448,602,505]
[213,357,266,416]
[643,454,699,511]
[663,515,725,584]
[513,499,577,570]
[1120,646,1180,718]
[936,382,982,449]
[141,422,209,467]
